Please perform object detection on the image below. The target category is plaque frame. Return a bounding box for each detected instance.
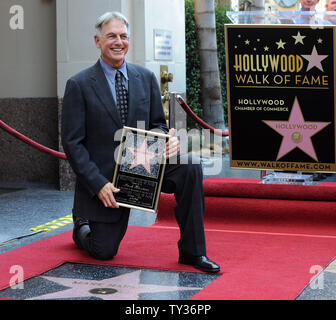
[112,126,170,213]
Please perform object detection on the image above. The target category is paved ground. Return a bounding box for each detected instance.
[1,154,336,300]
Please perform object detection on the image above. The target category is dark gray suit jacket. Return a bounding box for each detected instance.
[61,60,168,222]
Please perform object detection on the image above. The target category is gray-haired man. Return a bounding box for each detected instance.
[61,12,220,273]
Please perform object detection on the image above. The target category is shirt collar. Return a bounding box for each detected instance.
[99,57,128,80]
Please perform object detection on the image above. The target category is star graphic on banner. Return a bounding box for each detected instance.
[301,45,328,72]
[264,46,269,52]
[292,31,306,45]
[276,39,286,49]
[262,97,330,161]
[26,270,202,300]
[317,38,323,44]
[245,39,250,45]
[128,138,159,174]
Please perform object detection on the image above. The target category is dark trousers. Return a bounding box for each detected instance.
[75,154,206,260]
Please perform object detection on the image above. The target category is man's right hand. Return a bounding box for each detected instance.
[98,182,120,208]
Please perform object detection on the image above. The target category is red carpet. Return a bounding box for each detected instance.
[158,178,336,235]
[1,177,336,300]
[155,177,336,299]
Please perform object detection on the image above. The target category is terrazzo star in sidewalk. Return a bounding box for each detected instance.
[26,270,201,300]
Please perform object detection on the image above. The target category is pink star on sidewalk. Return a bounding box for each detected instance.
[263,97,330,161]
[128,138,158,174]
[26,270,201,300]
[301,45,328,72]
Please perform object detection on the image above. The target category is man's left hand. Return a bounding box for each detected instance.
[165,128,180,159]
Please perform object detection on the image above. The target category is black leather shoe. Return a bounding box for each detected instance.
[72,215,89,249]
[179,255,220,273]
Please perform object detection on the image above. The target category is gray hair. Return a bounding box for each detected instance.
[95,11,130,36]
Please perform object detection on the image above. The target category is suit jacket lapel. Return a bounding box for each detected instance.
[90,61,122,128]
[126,63,145,127]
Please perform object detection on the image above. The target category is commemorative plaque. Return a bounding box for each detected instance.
[112,127,170,213]
[225,22,336,173]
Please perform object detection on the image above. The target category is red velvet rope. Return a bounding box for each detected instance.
[175,95,229,137]
[0,120,67,160]
[0,97,228,160]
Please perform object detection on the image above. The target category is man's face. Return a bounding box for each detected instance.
[326,0,336,10]
[299,0,320,10]
[94,19,129,68]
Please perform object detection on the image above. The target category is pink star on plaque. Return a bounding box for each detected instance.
[263,97,330,161]
[301,45,328,72]
[128,138,158,174]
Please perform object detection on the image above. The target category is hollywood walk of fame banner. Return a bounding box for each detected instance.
[112,127,170,213]
[225,24,336,173]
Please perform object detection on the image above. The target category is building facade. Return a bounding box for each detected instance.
[0,0,186,189]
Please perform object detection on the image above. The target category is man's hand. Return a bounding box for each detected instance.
[165,128,180,159]
[98,182,120,208]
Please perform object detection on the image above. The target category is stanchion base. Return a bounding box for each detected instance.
[261,172,318,185]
